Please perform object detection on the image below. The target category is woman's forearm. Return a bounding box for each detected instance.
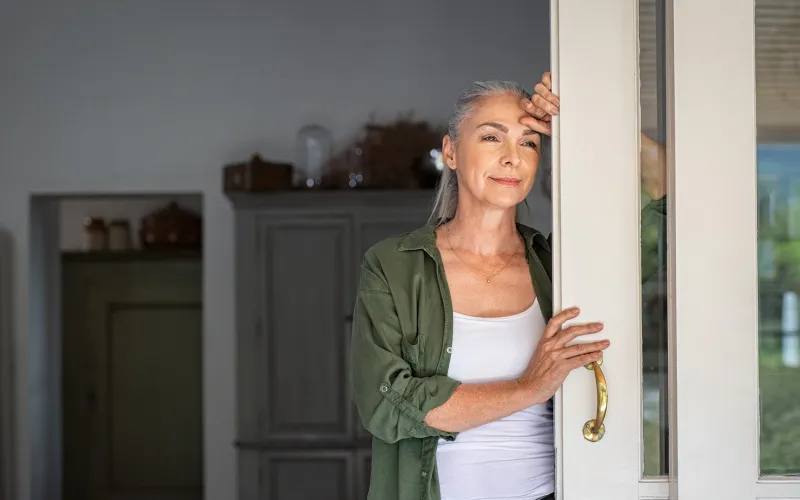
[423,380,540,433]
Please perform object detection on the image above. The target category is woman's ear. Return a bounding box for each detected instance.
[442,135,457,171]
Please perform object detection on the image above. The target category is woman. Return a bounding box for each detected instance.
[350,75,664,500]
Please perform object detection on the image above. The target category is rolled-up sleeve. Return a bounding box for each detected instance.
[349,258,461,444]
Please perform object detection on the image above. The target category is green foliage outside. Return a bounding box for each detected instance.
[640,185,800,476]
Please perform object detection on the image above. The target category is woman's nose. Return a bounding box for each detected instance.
[501,143,521,167]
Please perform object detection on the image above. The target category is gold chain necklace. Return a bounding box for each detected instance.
[444,223,517,283]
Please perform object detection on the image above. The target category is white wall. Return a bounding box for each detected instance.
[0,1,551,499]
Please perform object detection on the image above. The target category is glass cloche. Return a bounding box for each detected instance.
[294,124,333,188]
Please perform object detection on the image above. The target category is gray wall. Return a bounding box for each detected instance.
[0,1,551,499]
[27,199,61,500]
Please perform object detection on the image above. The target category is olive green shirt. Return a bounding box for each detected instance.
[350,200,666,500]
[349,222,552,500]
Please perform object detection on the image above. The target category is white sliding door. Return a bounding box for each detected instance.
[552,0,671,498]
[556,0,800,498]
[672,0,800,499]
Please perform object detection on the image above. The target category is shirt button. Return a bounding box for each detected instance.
[421,471,427,477]
[380,384,388,393]
[446,346,453,354]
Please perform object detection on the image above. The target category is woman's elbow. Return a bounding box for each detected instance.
[354,398,402,444]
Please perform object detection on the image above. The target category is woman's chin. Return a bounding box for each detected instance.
[484,192,530,210]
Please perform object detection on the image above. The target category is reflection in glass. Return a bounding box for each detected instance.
[756,0,800,476]
[639,0,669,477]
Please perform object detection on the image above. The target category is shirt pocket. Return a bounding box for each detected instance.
[400,333,423,375]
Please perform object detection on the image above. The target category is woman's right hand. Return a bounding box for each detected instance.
[520,71,559,136]
[517,306,609,404]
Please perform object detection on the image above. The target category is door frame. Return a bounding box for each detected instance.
[550,0,671,498]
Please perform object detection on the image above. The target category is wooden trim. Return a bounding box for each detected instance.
[61,250,201,263]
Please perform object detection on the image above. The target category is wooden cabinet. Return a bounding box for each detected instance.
[61,253,202,500]
[229,191,433,500]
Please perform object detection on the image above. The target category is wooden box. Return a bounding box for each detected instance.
[223,154,293,192]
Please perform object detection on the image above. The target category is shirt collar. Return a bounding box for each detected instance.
[397,222,549,254]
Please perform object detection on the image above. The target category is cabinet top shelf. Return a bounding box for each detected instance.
[62,249,202,262]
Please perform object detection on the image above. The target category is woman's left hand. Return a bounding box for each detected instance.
[519,71,560,136]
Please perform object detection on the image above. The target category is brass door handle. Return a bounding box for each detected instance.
[583,359,607,442]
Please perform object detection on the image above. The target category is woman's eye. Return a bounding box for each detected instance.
[481,135,499,142]
[522,141,539,149]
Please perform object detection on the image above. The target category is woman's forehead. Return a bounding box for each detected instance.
[464,95,532,132]
[468,94,527,121]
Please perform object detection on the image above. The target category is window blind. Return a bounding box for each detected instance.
[638,0,800,139]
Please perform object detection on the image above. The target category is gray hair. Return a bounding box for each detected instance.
[429,80,533,226]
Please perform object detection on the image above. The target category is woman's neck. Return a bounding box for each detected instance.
[445,206,520,256]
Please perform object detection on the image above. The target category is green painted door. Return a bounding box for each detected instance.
[62,255,202,500]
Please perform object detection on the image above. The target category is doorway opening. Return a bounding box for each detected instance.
[29,194,204,500]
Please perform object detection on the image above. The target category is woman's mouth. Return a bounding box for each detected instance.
[490,177,521,187]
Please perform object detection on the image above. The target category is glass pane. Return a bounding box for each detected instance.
[639,0,669,477]
[756,0,800,477]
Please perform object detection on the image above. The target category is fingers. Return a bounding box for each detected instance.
[519,75,559,138]
[541,71,552,90]
[558,322,604,345]
[532,94,559,116]
[519,115,552,136]
[562,339,610,360]
[520,96,556,121]
[520,98,550,121]
[534,80,560,108]
[544,306,580,338]
[567,350,604,371]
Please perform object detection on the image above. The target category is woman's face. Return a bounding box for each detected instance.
[443,92,541,212]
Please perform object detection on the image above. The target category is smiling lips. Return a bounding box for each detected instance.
[490,177,521,187]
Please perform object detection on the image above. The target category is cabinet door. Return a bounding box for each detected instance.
[62,258,202,500]
[355,451,371,500]
[259,452,354,500]
[237,206,432,500]
[254,216,354,444]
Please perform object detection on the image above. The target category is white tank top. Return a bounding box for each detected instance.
[436,300,555,500]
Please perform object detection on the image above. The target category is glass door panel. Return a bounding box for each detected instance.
[639,0,671,479]
[755,0,800,479]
